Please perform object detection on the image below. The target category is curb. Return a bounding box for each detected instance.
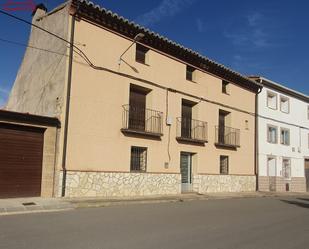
[0,203,74,216]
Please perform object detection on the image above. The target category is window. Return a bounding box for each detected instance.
[222,80,229,94]
[267,125,277,143]
[280,96,289,113]
[267,91,277,109]
[220,156,229,174]
[282,158,291,180]
[135,44,149,64]
[186,65,195,81]
[280,128,290,145]
[130,146,147,172]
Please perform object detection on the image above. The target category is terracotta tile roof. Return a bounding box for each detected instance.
[71,0,262,92]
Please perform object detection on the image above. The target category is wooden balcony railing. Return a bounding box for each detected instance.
[176,117,208,144]
[215,126,240,148]
[122,105,163,137]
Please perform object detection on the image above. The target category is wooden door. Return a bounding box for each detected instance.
[181,103,192,138]
[218,111,226,144]
[129,89,146,131]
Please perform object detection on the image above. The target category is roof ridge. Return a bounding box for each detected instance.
[72,0,262,91]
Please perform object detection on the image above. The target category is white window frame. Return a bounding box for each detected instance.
[267,91,277,110]
[280,128,290,146]
[267,124,278,144]
[280,95,290,114]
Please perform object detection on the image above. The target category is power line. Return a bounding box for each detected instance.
[0,9,95,68]
[0,37,68,56]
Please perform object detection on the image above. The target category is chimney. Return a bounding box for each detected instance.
[31,3,47,18]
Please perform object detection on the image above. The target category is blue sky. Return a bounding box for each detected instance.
[0,0,308,107]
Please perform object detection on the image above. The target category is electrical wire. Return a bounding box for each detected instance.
[2,9,307,132]
[0,9,95,68]
[0,37,68,56]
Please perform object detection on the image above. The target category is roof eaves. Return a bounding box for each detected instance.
[72,0,262,92]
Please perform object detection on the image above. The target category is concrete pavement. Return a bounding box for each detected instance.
[0,196,309,249]
[1,192,308,215]
[0,197,73,215]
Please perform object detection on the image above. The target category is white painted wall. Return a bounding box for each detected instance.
[258,85,309,178]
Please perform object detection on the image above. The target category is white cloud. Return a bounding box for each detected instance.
[247,12,263,27]
[196,18,207,33]
[135,0,196,27]
[224,12,271,49]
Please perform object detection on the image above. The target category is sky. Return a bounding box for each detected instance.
[0,0,309,107]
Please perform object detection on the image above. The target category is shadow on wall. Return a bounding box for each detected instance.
[280,198,309,209]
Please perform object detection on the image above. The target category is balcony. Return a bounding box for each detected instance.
[121,105,163,138]
[176,117,208,144]
[215,126,240,148]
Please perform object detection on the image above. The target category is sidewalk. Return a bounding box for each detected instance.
[0,197,74,216]
[1,192,308,216]
[66,191,309,209]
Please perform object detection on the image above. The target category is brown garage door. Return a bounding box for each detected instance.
[0,123,44,198]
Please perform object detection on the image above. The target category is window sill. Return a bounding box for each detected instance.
[135,60,150,66]
[222,92,230,95]
[267,141,278,144]
[267,106,278,111]
[186,79,197,83]
[130,170,147,173]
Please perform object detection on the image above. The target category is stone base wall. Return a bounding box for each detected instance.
[193,175,256,193]
[59,171,181,197]
[258,176,306,192]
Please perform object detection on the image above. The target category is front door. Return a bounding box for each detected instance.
[267,157,276,191]
[180,153,192,192]
[305,159,309,192]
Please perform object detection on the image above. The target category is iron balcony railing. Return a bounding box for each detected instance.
[215,126,240,147]
[176,117,208,142]
[122,105,163,136]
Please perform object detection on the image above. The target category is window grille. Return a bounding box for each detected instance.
[130,147,147,172]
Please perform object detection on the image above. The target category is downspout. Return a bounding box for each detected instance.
[61,13,76,197]
[255,83,262,191]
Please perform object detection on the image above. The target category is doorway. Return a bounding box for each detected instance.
[180,152,193,192]
[267,156,277,191]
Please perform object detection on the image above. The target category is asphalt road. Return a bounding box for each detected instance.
[0,196,309,249]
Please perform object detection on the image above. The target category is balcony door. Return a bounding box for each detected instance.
[181,101,193,139]
[218,110,227,144]
[129,88,146,131]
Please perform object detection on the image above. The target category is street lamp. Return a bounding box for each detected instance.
[118,33,145,65]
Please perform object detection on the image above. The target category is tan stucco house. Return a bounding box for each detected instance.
[6,0,262,197]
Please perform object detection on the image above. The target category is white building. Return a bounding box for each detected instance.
[251,76,309,192]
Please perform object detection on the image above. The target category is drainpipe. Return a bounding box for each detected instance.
[61,13,76,197]
[255,82,263,191]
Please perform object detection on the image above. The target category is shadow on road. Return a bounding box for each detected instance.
[281,198,309,209]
